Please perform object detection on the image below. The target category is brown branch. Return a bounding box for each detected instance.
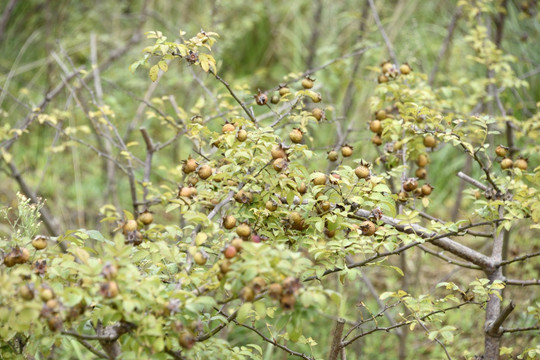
[0,0,18,43]
[1,68,82,151]
[305,0,323,70]
[418,244,482,270]
[498,250,540,266]
[305,211,498,282]
[341,301,477,348]
[209,69,258,125]
[429,6,461,86]
[505,279,540,286]
[4,161,66,251]
[140,127,155,208]
[196,308,238,342]
[329,319,345,360]
[502,326,540,334]
[368,0,397,64]
[233,319,314,360]
[486,301,515,336]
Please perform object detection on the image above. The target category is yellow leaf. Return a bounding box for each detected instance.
[149,65,159,82]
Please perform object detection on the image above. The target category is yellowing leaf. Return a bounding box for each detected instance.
[149,65,159,82]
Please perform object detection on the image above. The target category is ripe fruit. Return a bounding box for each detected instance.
[327,150,339,162]
[3,254,15,267]
[123,219,138,233]
[266,200,278,211]
[254,90,268,105]
[251,277,266,293]
[31,235,47,250]
[381,61,393,74]
[237,129,248,142]
[289,211,303,226]
[46,299,59,310]
[280,294,296,310]
[234,190,253,204]
[39,286,55,302]
[415,167,427,179]
[416,154,429,167]
[371,134,382,146]
[375,110,387,120]
[320,201,331,212]
[515,158,528,171]
[178,330,195,349]
[378,74,389,83]
[219,260,232,274]
[495,145,508,157]
[18,247,30,263]
[501,158,513,170]
[19,284,34,301]
[301,76,315,89]
[138,211,154,226]
[400,63,412,75]
[193,252,207,265]
[100,281,119,298]
[312,108,324,121]
[231,238,244,251]
[224,245,237,259]
[223,215,237,230]
[240,286,255,302]
[269,283,283,299]
[222,122,235,133]
[179,186,197,198]
[341,145,353,157]
[421,184,434,196]
[312,173,327,186]
[398,191,409,202]
[369,120,382,133]
[297,182,307,195]
[310,92,322,103]
[273,158,287,172]
[198,164,213,180]
[101,262,118,279]
[289,128,303,143]
[355,165,370,179]
[423,135,437,148]
[360,221,376,236]
[271,145,287,159]
[47,316,63,332]
[187,176,199,186]
[403,178,419,192]
[183,158,198,174]
[236,223,251,238]
[279,86,290,97]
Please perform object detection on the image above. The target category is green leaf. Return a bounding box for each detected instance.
[237,303,253,323]
[149,65,159,82]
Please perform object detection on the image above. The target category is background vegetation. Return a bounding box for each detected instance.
[0,0,539,359]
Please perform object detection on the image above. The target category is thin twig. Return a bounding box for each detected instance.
[368,0,397,64]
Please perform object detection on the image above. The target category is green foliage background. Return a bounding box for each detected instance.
[0,0,539,359]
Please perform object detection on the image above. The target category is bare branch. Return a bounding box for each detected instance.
[368,0,397,64]
[505,279,540,286]
[329,318,345,360]
[498,250,540,266]
[486,301,515,336]
[429,6,461,86]
[456,171,488,191]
